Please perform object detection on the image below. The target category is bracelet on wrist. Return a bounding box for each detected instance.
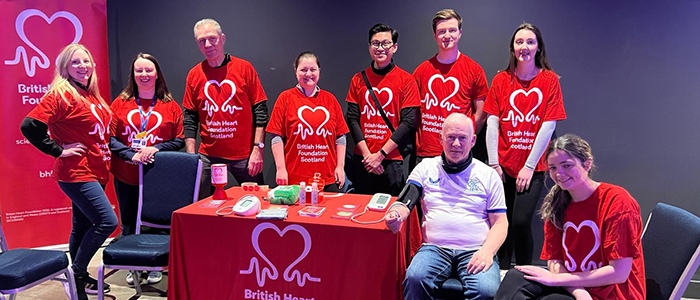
[380,149,388,157]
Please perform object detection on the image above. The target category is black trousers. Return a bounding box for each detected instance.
[498,171,546,268]
[495,269,574,300]
[350,154,404,196]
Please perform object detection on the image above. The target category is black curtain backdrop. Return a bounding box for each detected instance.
[107,0,700,264]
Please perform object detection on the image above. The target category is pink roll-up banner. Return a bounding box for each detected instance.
[0,0,119,248]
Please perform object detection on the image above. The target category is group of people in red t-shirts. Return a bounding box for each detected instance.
[21,8,645,300]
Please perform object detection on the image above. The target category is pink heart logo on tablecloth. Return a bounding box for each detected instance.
[502,88,542,127]
[240,222,321,287]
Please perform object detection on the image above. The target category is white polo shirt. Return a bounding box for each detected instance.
[408,156,506,251]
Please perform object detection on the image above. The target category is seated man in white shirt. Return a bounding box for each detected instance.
[385,113,507,300]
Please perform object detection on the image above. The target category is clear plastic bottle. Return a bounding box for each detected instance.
[299,182,307,205]
[311,182,319,205]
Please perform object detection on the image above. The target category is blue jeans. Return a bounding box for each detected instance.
[58,181,118,274]
[404,244,501,300]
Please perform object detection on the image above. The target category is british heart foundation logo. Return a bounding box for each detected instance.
[4,9,83,77]
[203,79,243,117]
[293,105,332,140]
[240,222,321,287]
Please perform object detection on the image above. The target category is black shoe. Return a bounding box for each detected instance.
[73,273,88,300]
[78,272,111,294]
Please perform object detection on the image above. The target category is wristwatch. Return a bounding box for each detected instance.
[254,142,265,149]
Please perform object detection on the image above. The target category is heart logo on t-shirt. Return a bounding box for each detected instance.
[88,103,108,141]
[502,88,542,127]
[363,87,395,119]
[294,105,331,140]
[203,79,242,117]
[425,74,460,111]
[4,9,83,77]
[125,109,163,143]
[562,220,603,272]
[240,222,321,287]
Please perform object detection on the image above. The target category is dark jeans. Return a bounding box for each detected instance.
[113,179,138,236]
[57,181,118,274]
[494,269,574,300]
[350,154,404,196]
[498,171,545,268]
[199,154,264,200]
[404,244,500,300]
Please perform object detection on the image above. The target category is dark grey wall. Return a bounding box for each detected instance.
[107,1,700,225]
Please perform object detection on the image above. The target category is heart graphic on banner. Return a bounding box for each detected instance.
[427,74,460,111]
[125,109,163,143]
[4,9,83,77]
[240,222,321,287]
[363,87,394,119]
[203,79,242,117]
[562,220,602,272]
[294,105,331,140]
[502,88,542,127]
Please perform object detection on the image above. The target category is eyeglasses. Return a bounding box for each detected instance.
[369,41,394,49]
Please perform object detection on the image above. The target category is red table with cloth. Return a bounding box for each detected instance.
[168,187,416,300]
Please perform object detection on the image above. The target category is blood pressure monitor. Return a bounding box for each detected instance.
[232,194,261,216]
[367,193,391,212]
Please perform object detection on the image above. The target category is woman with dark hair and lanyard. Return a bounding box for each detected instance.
[110,52,184,285]
[20,44,117,300]
[483,23,566,269]
[266,51,349,191]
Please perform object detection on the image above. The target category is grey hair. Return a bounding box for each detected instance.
[193,18,222,39]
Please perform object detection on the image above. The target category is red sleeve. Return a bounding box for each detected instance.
[266,92,287,137]
[182,69,197,111]
[345,74,361,104]
[483,75,501,116]
[543,74,566,121]
[109,97,123,136]
[171,101,185,139]
[472,66,489,100]
[602,191,643,261]
[27,92,66,124]
[412,64,423,91]
[540,220,564,261]
[246,64,267,105]
[401,77,421,108]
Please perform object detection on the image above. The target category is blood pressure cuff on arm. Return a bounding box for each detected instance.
[395,180,422,211]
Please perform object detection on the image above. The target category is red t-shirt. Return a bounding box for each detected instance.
[345,66,420,160]
[483,70,566,177]
[110,97,184,185]
[266,88,349,185]
[413,54,489,157]
[541,183,646,300]
[182,56,267,160]
[27,90,113,184]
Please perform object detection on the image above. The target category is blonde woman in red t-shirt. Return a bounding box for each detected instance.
[109,53,184,285]
[266,52,349,192]
[495,134,645,300]
[484,23,567,269]
[20,44,116,300]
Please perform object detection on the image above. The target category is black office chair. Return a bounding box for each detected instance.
[97,151,201,299]
[0,221,78,299]
[643,202,700,300]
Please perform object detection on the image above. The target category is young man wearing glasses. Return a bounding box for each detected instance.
[412,9,489,167]
[345,23,420,196]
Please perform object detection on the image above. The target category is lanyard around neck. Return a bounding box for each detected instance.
[136,97,156,132]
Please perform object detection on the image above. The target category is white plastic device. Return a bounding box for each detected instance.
[367,193,391,212]
[232,194,261,216]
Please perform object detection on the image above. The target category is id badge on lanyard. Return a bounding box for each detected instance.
[131,97,156,150]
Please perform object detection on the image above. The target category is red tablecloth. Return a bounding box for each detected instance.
[168,187,412,300]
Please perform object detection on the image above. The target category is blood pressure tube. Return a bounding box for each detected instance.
[299,182,306,205]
